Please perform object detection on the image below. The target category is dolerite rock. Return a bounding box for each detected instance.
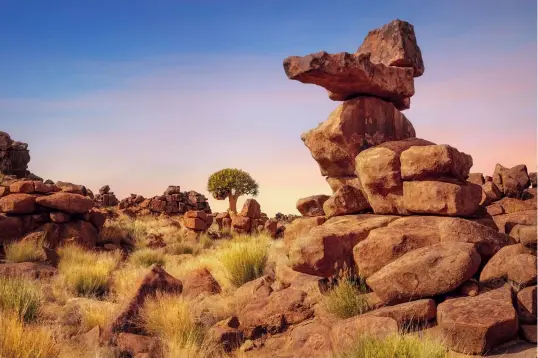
[402,180,482,216]
[330,315,398,350]
[517,285,537,324]
[36,192,94,214]
[493,164,530,198]
[400,144,472,181]
[181,268,221,298]
[482,181,502,203]
[363,299,436,328]
[479,244,537,288]
[0,214,25,243]
[283,51,414,109]
[529,172,537,188]
[356,19,424,77]
[283,216,326,250]
[164,185,181,195]
[240,199,261,219]
[296,195,330,217]
[467,173,485,185]
[510,224,537,248]
[0,131,30,178]
[322,185,370,218]
[366,242,481,302]
[288,214,397,277]
[207,317,243,352]
[0,193,36,214]
[437,286,518,354]
[326,176,362,193]
[355,138,434,214]
[301,97,415,177]
[353,216,510,278]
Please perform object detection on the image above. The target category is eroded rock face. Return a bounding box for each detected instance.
[36,192,94,214]
[480,244,537,288]
[0,193,36,214]
[467,173,485,186]
[283,216,326,250]
[289,214,397,277]
[493,164,530,198]
[0,131,31,178]
[326,176,363,193]
[302,97,415,177]
[296,195,330,217]
[366,242,481,302]
[284,52,414,109]
[354,216,510,278]
[356,19,424,77]
[364,299,436,328]
[181,268,221,298]
[322,185,370,218]
[241,199,261,219]
[400,145,473,181]
[437,286,518,354]
[330,315,398,350]
[517,286,537,324]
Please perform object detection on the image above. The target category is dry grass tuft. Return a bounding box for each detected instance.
[129,248,166,267]
[4,239,45,263]
[324,267,370,319]
[77,301,117,333]
[111,266,149,302]
[58,245,121,297]
[0,276,43,322]
[334,334,448,358]
[0,311,60,358]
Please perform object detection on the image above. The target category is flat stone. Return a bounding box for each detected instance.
[0,193,36,214]
[480,244,537,287]
[36,192,94,214]
[364,299,436,328]
[400,145,473,181]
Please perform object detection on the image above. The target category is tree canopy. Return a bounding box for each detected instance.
[207,168,259,200]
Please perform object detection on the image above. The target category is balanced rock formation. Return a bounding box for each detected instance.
[0,131,31,178]
[94,185,119,207]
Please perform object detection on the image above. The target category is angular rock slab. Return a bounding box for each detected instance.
[366,242,481,302]
[403,180,482,217]
[302,97,415,177]
[493,164,531,198]
[322,185,370,218]
[437,286,518,354]
[517,285,537,324]
[36,192,94,214]
[480,243,537,287]
[0,193,36,214]
[364,299,436,328]
[400,144,473,181]
[326,176,363,193]
[355,138,435,215]
[283,51,414,109]
[330,315,398,351]
[354,216,510,278]
[289,214,398,277]
[283,216,326,250]
[296,195,330,217]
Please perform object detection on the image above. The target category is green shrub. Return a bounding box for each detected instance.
[324,268,370,319]
[334,334,448,358]
[0,276,43,322]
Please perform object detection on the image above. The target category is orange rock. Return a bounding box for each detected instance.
[36,192,94,214]
[322,185,370,218]
[296,195,330,217]
[185,210,207,221]
[493,163,531,198]
[467,173,485,185]
[480,243,537,287]
[181,268,221,298]
[330,315,398,350]
[184,217,207,231]
[325,176,363,193]
[0,193,36,214]
[240,199,261,219]
[517,285,537,324]
[364,299,436,328]
[9,180,35,193]
[232,215,251,234]
[283,216,326,250]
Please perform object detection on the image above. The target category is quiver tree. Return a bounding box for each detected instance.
[207,168,259,213]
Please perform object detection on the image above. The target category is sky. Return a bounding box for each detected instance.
[0,0,536,216]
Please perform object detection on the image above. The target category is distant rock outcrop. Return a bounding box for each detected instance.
[0,131,31,178]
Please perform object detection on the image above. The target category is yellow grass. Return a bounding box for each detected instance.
[111,266,149,302]
[77,300,117,333]
[0,276,43,322]
[129,248,167,267]
[0,311,60,358]
[334,334,448,358]
[324,268,370,319]
[4,239,45,263]
[58,245,121,297]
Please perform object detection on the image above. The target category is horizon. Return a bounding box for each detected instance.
[1,0,536,216]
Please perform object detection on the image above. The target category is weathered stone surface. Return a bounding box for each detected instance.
[326,176,362,193]
[400,145,473,181]
[493,210,537,234]
[185,210,207,221]
[302,97,415,177]
[467,173,485,185]
[403,180,482,216]
[264,219,279,238]
[330,315,398,350]
[184,217,207,231]
[509,224,537,249]
[529,172,537,188]
[284,52,415,109]
[0,214,25,243]
[296,195,330,217]
[459,279,479,297]
[9,180,35,193]
[61,220,99,248]
[356,19,424,77]
[355,138,434,215]
[354,216,510,278]
[36,192,94,214]
[521,324,537,344]
[240,199,261,219]
[181,268,221,298]
[480,244,537,287]
[49,211,71,223]
[232,215,251,234]
[101,266,182,343]
[367,242,481,302]
[0,193,36,214]
[116,333,162,357]
[493,164,531,198]
[323,185,370,218]
[208,317,243,352]
[364,299,436,328]
[289,214,397,277]
[283,216,326,249]
[0,132,30,178]
[437,286,518,354]
[517,286,537,324]
[482,181,503,204]
[238,288,313,339]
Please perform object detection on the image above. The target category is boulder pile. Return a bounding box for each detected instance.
[0,178,105,248]
[279,19,537,355]
[118,185,211,217]
[0,131,33,178]
[214,199,283,237]
[94,185,119,207]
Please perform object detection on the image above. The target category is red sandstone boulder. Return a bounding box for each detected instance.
[185,210,207,221]
[322,185,370,219]
[366,242,481,302]
[240,199,261,219]
[356,19,424,77]
[36,192,94,214]
[437,286,518,354]
[517,286,537,324]
[355,138,434,214]
[0,193,36,214]
[302,97,415,177]
[288,214,397,277]
[354,216,510,278]
[296,195,330,217]
[181,268,221,298]
[480,244,537,288]
[9,180,36,193]
[403,180,482,217]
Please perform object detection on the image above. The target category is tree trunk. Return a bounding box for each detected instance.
[228,193,239,213]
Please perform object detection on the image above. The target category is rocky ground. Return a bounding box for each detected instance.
[0,18,536,358]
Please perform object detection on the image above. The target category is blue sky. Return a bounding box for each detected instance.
[0,0,536,215]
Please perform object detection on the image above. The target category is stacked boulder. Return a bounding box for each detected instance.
[118,185,211,217]
[215,199,277,236]
[94,185,119,207]
[0,131,31,178]
[183,210,213,232]
[281,19,537,355]
[0,179,105,248]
